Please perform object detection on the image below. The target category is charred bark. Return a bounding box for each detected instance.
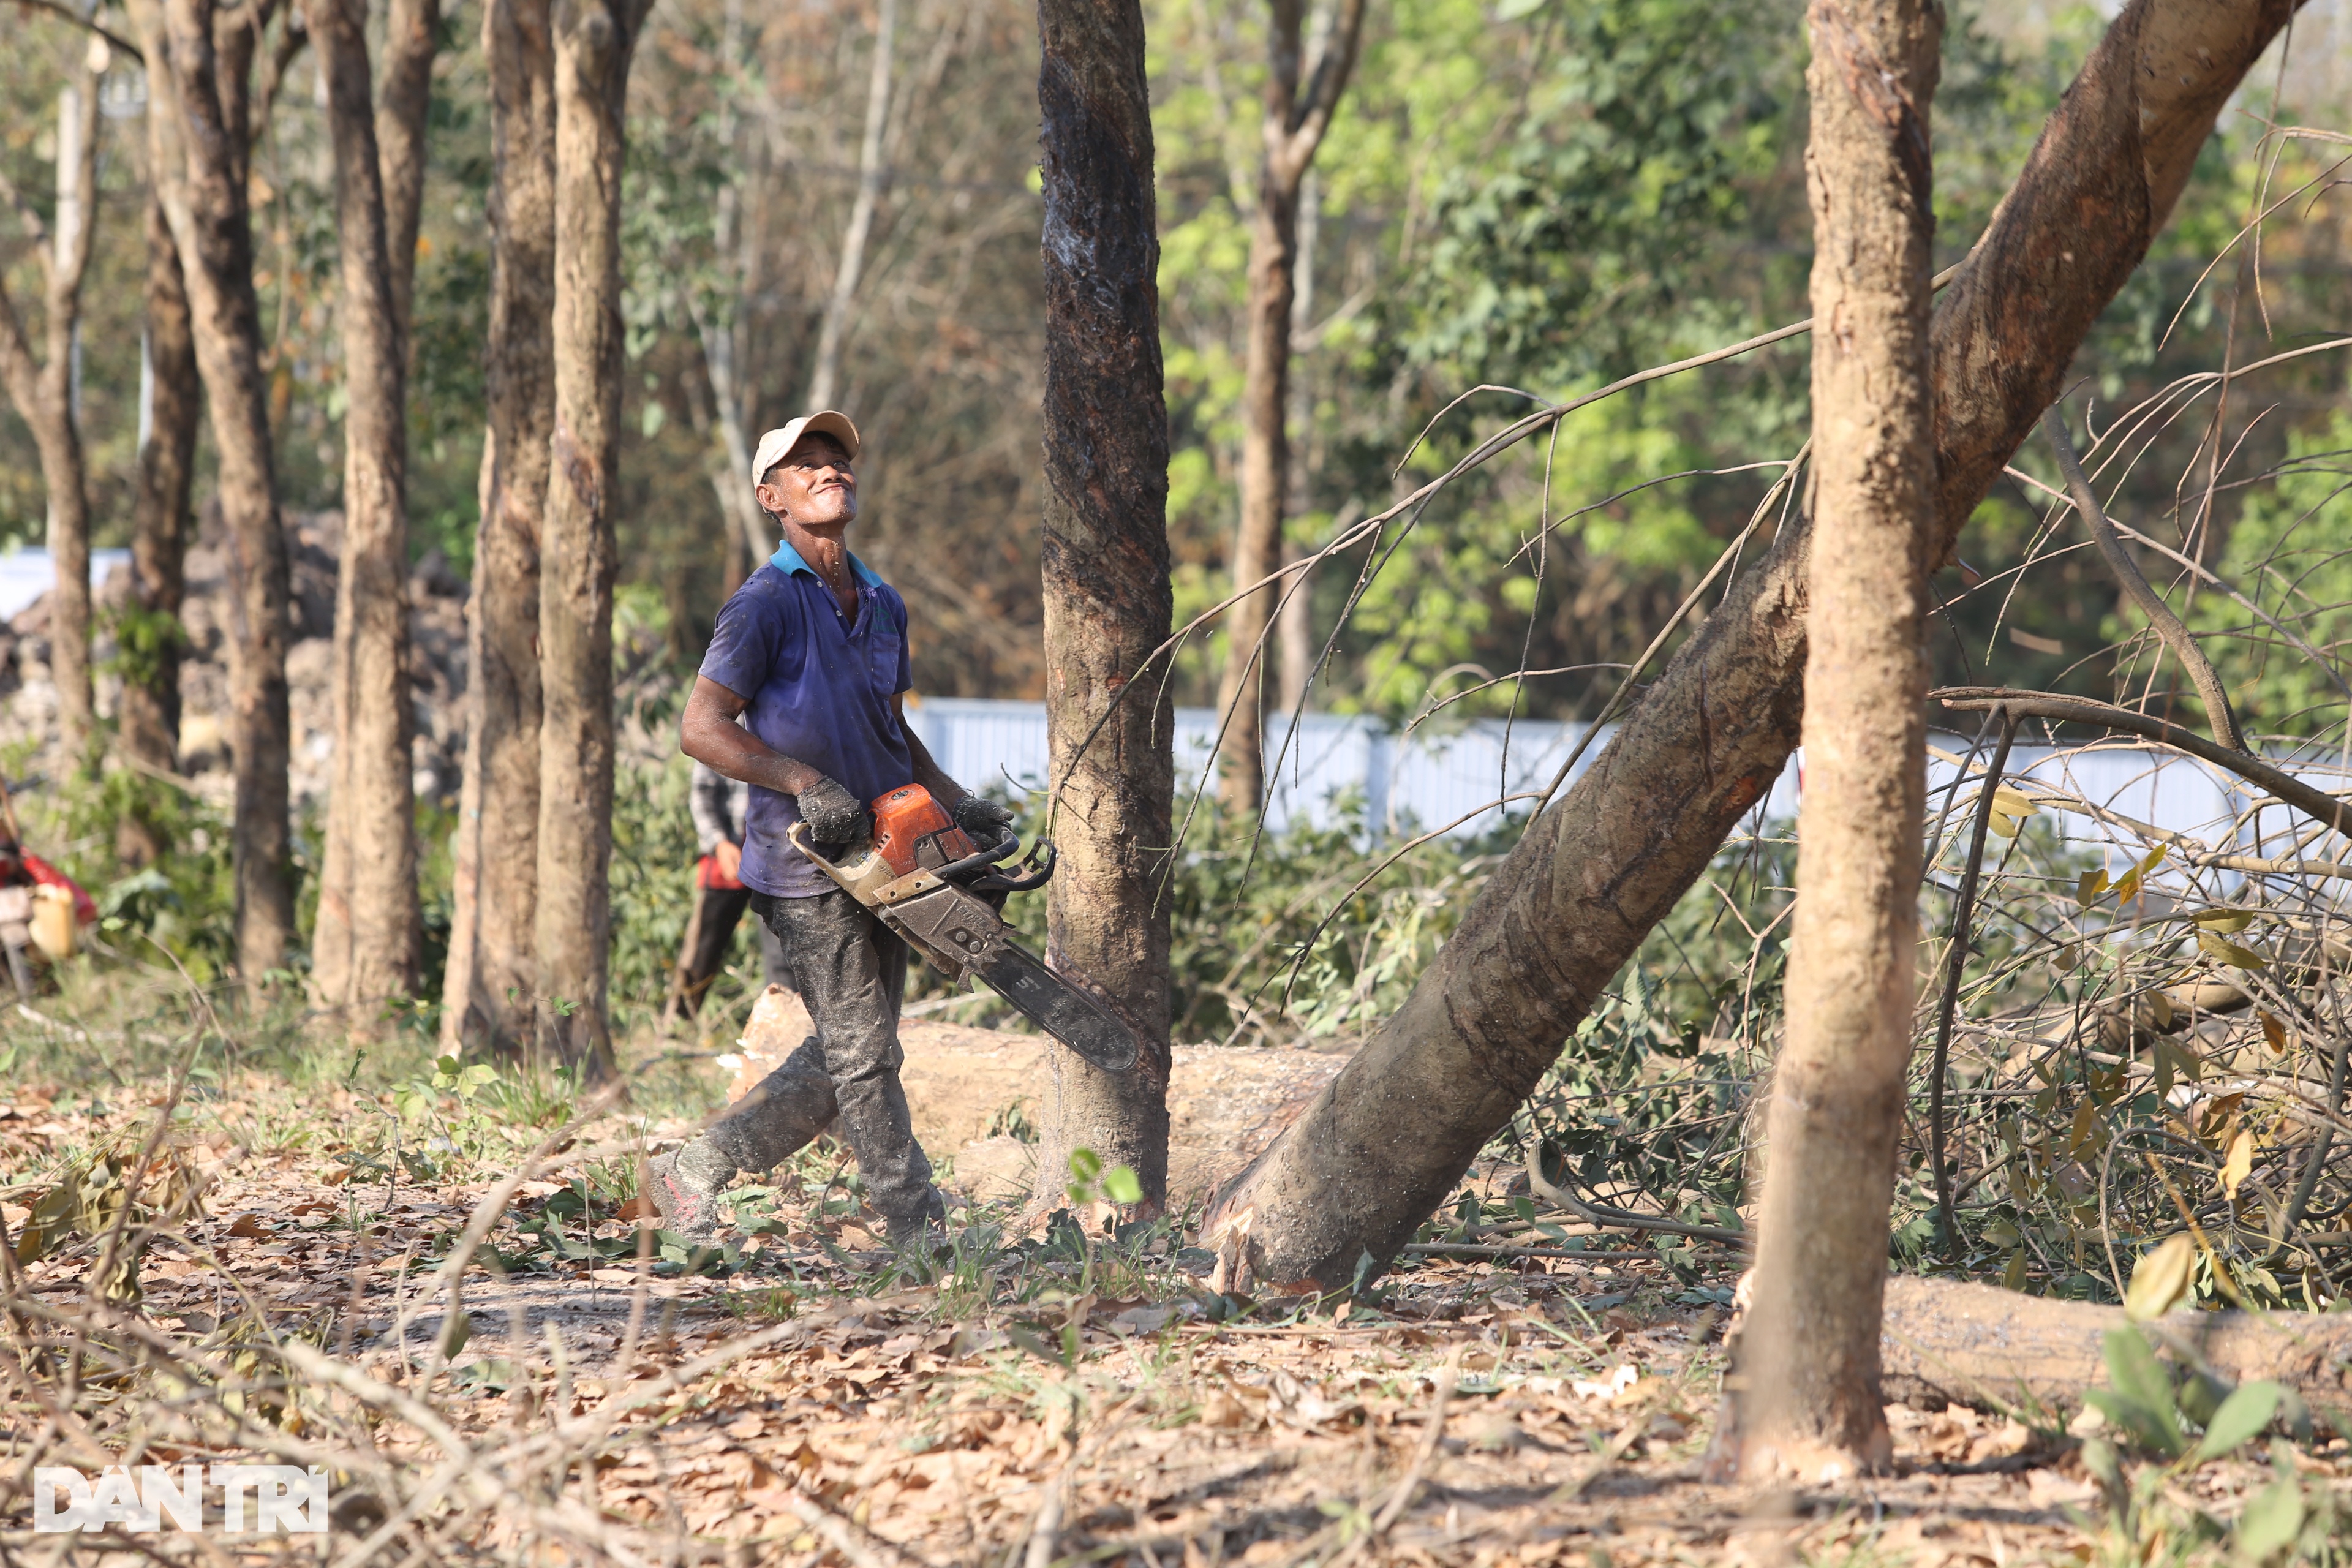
[1033,0,1176,1212]
[1215,0,1365,812]
[129,0,299,986]
[119,198,202,777]
[445,0,556,1055]
[306,0,429,1016]
[1202,0,2304,1295]
[532,0,649,1077]
[1724,0,1941,1485]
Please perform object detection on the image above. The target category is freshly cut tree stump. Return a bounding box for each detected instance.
[725,989,1346,1209]
[1880,1276,2352,1422]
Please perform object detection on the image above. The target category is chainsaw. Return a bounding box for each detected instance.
[787,785,1139,1074]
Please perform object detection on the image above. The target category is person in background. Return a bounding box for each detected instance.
[666,753,797,1022]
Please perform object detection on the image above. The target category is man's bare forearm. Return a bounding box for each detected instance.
[681,676,825,797]
[903,728,967,813]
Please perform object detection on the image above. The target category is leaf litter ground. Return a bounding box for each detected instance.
[2,1067,2346,1565]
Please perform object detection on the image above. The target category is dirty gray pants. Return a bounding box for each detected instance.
[702,889,944,1235]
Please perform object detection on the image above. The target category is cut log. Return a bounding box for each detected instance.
[1881,1275,2352,1425]
[725,990,1346,1209]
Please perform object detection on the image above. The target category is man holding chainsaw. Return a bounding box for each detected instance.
[655,410,1014,1245]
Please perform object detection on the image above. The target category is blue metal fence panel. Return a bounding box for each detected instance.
[908,698,2352,868]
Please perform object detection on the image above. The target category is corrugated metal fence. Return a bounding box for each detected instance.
[905,696,2352,882]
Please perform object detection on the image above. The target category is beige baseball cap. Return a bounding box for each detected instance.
[751,412,861,486]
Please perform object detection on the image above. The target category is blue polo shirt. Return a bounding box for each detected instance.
[697,542,915,897]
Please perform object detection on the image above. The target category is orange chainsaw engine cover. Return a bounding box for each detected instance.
[869,785,977,877]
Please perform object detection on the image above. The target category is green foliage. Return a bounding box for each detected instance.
[1397,0,1795,391]
[2190,412,2352,736]
[2074,1327,2338,1567]
[38,765,238,984]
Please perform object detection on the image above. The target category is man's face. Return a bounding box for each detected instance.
[756,433,858,530]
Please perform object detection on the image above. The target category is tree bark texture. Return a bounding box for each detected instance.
[129,0,298,986]
[1878,1276,2352,1422]
[1215,0,1365,812]
[375,0,441,334]
[1201,0,2304,1295]
[445,0,556,1055]
[532,0,648,1076]
[1033,0,1176,1212]
[1728,0,1941,1485]
[0,65,101,761]
[119,198,203,775]
[304,0,426,1016]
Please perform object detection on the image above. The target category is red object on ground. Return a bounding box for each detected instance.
[696,854,744,892]
[20,852,96,925]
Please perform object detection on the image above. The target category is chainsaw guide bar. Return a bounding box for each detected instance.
[788,812,1140,1074]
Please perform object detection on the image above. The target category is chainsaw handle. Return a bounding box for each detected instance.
[927,829,1025,884]
[963,839,1055,894]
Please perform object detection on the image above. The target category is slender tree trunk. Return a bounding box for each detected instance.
[805,0,896,412]
[1032,0,1175,1212]
[0,62,101,763]
[119,198,202,775]
[532,0,648,1077]
[305,0,427,1016]
[444,0,556,1055]
[1275,168,1319,718]
[130,0,299,987]
[1200,0,2304,1294]
[375,0,440,331]
[1722,0,1941,1485]
[1216,0,1365,811]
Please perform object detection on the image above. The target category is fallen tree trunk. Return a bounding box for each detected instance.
[1881,1276,2352,1426]
[1205,0,2307,1296]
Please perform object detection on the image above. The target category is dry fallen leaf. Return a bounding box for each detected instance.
[2222,1128,2255,1201]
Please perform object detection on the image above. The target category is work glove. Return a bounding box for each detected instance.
[796,775,870,844]
[954,794,1018,848]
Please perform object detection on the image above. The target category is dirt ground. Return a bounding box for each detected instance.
[2,1056,2345,1566]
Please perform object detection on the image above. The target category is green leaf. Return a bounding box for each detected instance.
[1494,0,1550,17]
[1101,1164,1143,1205]
[2099,1327,2185,1457]
[2197,929,2269,970]
[2234,1476,2305,1564]
[2193,1381,2282,1462]
[1066,1148,1102,1184]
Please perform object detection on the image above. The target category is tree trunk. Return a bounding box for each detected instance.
[804,0,896,412]
[0,63,101,764]
[1877,1276,2352,1419]
[1215,0,1365,812]
[130,0,298,987]
[443,0,556,1055]
[306,0,427,1017]
[1201,0,2304,1296]
[375,0,440,334]
[1032,0,1175,1213]
[532,0,648,1078]
[1725,0,1941,1485]
[119,198,202,777]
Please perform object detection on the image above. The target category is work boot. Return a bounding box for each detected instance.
[646,1138,735,1244]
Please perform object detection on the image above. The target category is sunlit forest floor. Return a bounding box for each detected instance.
[6,968,2347,1567]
